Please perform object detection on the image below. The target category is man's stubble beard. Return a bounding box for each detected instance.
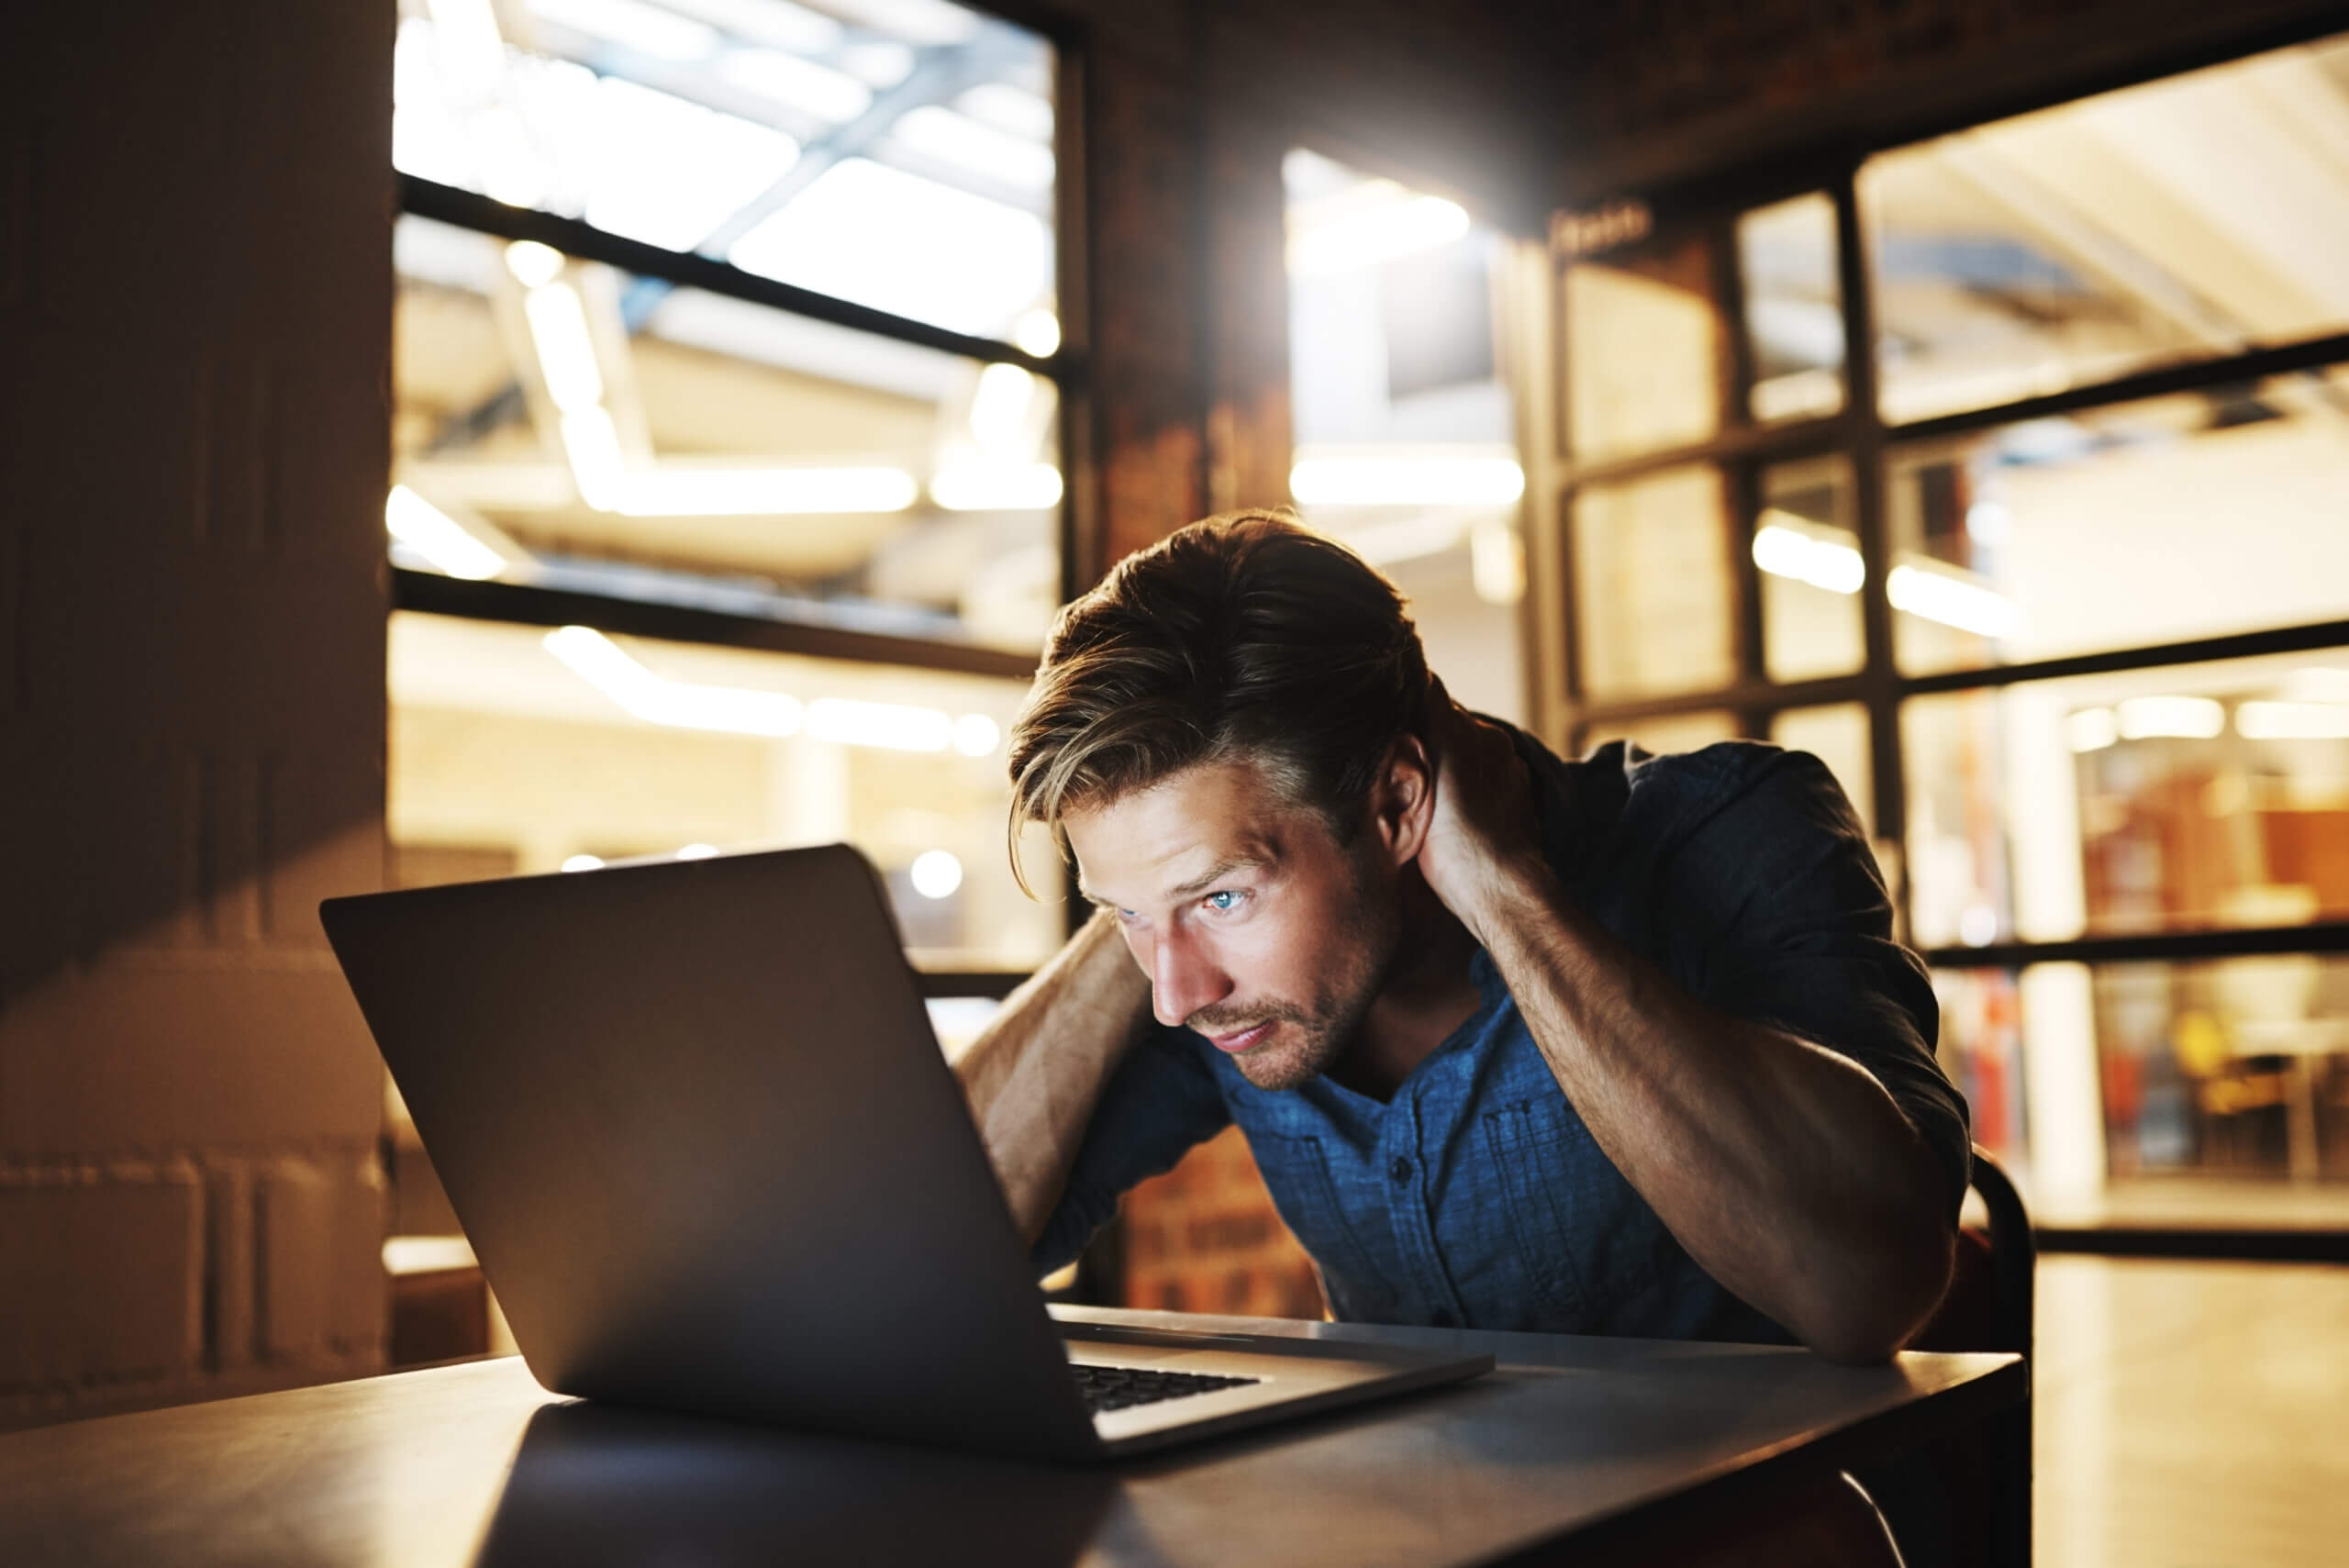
[1219,854,1401,1093]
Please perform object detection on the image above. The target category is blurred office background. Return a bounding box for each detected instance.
[6,3,2349,1553]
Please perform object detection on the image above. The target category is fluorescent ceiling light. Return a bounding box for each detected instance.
[1287,182,1470,276]
[1012,309,1060,358]
[674,842,720,860]
[561,854,606,872]
[1752,513,1865,594]
[727,158,1052,338]
[2065,707,2120,753]
[2115,695,2225,741]
[661,0,841,54]
[968,362,1036,455]
[840,41,914,87]
[1288,451,1524,508]
[529,0,718,61]
[504,239,566,287]
[889,106,1056,192]
[603,466,918,516]
[910,850,964,899]
[2236,701,2349,740]
[957,83,1053,142]
[560,408,625,508]
[545,625,806,736]
[718,47,872,122]
[385,485,509,579]
[819,0,980,46]
[931,462,1062,512]
[523,282,605,412]
[1886,562,2019,639]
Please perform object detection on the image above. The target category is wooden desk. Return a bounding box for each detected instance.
[0,1307,2022,1567]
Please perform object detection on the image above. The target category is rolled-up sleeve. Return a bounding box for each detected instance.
[1032,1026,1232,1275]
[1670,749,1973,1218]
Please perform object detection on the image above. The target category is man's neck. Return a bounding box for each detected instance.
[1328,872,1485,1103]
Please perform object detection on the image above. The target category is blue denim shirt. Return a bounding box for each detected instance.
[1036,734,1969,1342]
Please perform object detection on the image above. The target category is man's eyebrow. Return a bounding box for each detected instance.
[1165,854,1272,900]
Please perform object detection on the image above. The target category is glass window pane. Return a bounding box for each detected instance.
[1755,454,1864,683]
[1738,194,1844,423]
[1573,466,1736,700]
[1771,703,1874,838]
[393,0,1057,341]
[1936,959,2349,1207]
[1885,373,2349,676]
[1904,650,2349,948]
[1863,31,2349,424]
[386,610,1061,970]
[1283,149,1526,726]
[392,215,1060,652]
[1595,709,1741,759]
[1563,232,1722,462]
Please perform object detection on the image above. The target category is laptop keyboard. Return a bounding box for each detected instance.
[1070,1362,1260,1413]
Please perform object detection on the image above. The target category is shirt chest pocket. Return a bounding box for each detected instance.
[1478,1099,1601,1327]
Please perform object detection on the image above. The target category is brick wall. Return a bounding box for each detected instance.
[0,0,393,1429]
[1120,1129,1326,1320]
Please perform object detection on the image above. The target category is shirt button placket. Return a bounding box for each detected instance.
[1386,1095,1469,1329]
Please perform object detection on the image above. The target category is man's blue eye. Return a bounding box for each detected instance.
[1205,890,1241,912]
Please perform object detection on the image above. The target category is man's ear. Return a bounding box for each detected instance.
[1369,733,1436,866]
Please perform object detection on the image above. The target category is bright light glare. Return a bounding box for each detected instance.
[561,853,606,872]
[1288,453,1524,507]
[2115,695,2225,740]
[807,697,954,751]
[2235,701,2349,740]
[385,485,507,580]
[577,78,799,250]
[468,106,546,206]
[425,0,507,104]
[953,713,1001,757]
[1287,184,1470,276]
[1013,310,1060,358]
[603,467,918,517]
[931,462,1063,512]
[544,626,807,737]
[529,0,718,61]
[968,363,1036,454]
[663,0,840,55]
[727,158,1052,337]
[909,850,964,900]
[1471,520,1525,605]
[718,48,872,122]
[1751,517,1865,595]
[829,0,979,47]
[504,239,566,287]
[1886,563,2019,639]
[840,40,915,86]
[2065,707,2119,753]
[958,83,1053,142]
[890,106,1056,191]
[674,842,720,861]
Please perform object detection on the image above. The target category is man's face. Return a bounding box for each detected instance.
[1063,757,1400,1091]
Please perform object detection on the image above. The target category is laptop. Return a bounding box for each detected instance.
[319,843,1491,1462]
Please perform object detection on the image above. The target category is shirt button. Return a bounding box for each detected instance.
[1389,1157,1412,1183]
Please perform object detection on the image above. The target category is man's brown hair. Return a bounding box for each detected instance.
[1007,509,1431,891]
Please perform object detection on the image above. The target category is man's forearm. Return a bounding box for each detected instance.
[1472,862,1954,1362]
[954,910,1153,1246]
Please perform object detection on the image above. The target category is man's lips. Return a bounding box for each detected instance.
[1202,1019,1275,1053]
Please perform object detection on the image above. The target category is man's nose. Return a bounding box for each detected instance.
[1151,927,1230,1029]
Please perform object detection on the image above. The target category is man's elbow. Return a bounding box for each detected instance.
[1799,1220,1956,1365]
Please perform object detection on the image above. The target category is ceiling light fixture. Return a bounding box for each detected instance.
[384,485,508,579]
[1288,451,1524,507]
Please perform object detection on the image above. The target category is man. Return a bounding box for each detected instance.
[956,510,1966,1363]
